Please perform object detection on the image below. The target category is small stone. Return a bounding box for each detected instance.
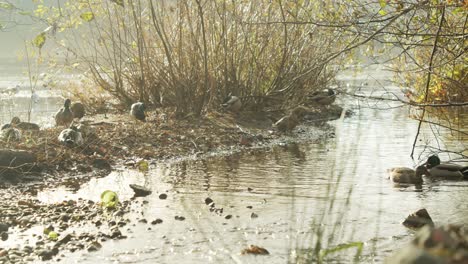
[225,215,232,220]
[159,193,168,200]
[241,245,269,255]
[87,241,102,252]
[251,213,258,219]
[92,158,111,170]
[1,232,8,241]
[403,209,434,229]
[129,184,152,197]
[204,197,213,205]
[38,248,58,261]
[175,216,185,221]
[0,223,10,232]
[151,219,163,225]
[138,219,148,224]
[246,206,253,209]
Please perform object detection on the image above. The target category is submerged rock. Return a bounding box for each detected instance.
[403,209,434,229]
[129,184,152,197]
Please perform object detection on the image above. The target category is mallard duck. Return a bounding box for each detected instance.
[130,102,146,121]
[70,102,85,119]
[1,127,21,141]
[388,166,426,184]
[273,106,310,132]
[424,155,468,179]
[307,88,336,106]
[55,99,74,126]
[58,125,83,147]
[1,117,40,131]
[222,94,242,113]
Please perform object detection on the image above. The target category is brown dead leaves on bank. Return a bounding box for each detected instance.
[0,110,269,177]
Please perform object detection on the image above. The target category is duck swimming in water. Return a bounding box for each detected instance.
[273,106,310,132]
[424,155,468,180]
[222,94,242,113]
[70,102,85,119]
[55,99,74,126]
[388,166,426,184]
[1,117,40,131]
[58,125,83,147]
[307,89,336,107]
[130,102,146,121]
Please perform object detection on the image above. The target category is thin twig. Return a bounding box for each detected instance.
[410,6,445,159]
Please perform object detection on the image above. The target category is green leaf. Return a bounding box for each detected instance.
[378,0,387,8]
[0,2,13,9]
[101,190,119,209]
[137,160,149,172]
[80,12,95,22]
[320,241,364,261]
[33,32,46,49]
[378,9,387,16]
[48,231,59,241]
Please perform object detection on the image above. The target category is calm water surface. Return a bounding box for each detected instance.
[3,64,467,263]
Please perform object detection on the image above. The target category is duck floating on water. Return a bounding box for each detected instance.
[55,99,74,126]
[1,117,40,131]
[130,102,146,121]
[222,94,242,113]
[388,166,425,184]
[307,89,336,107]
[424,155,468,180]
[273,106,310,132]
[58,125,83,147]
[70,102,85,119]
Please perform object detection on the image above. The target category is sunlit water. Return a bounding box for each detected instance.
[3,64,468,263]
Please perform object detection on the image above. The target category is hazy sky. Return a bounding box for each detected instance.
[0,0,57,58]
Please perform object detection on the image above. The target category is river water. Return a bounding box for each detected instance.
[3,63,468,263]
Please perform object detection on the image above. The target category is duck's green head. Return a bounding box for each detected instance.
[426,155,441,168]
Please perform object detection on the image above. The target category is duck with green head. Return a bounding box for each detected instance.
[424,155,468,180]
[55,99,74,126]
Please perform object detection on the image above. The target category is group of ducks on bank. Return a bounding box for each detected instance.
[389,155,468,183]
[0,98,86,146]
[1,88,336,145]
[222,89,336,132]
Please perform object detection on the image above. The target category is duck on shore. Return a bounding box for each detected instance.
[130,102,146,121]
[1,117,40,131]
[58,125,83,147]
[1,126,21,142]
[273,106,310,132]
[388,166,426,184]
[307,89,336,107]
[222,94,242,113]
[70,102,85,119]
[424,155,468,180]
[55,99,74,126]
